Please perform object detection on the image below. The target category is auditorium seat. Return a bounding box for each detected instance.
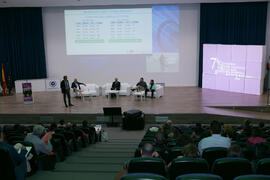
[0,147,16,180]
[175,173,222,180]
[168,147,184,162]
[128,157,167,177]
[120,173,167,180]
[234,174,270,180]
[169,158,209,180]
[202,147,227,168]
[211,157,252,180]
[256,158,270,175]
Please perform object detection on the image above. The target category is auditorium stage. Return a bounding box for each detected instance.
[0,87,270,124]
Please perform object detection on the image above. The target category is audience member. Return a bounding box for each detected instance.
[198,120,231,155]
[161,120,180,139]
[176,134,193,147]
[25,125,53,155]
[115,143,159,180]
[182,143,200,158]
[58,119,66,128]
[242,120,252,137]
[42,123,57,145]
[222,124,234,139]
[227,144,243,157]
[0,127,27,180]
[191,123,204,138]
[246,127,266,146]
[168,143,199,167]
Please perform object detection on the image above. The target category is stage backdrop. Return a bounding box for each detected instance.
[43,4,200,86]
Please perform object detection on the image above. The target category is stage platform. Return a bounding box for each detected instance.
[0,87,269,124]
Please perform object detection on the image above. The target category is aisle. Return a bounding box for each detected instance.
[27,128,144,180]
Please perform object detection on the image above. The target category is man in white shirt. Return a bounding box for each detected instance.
[198,120,231,155]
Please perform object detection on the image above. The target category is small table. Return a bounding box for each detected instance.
[106,90,120,99]
[133,91,145,101]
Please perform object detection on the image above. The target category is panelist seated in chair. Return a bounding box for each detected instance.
[135,77,148,96]
[110,77,121,98]
[71,78,86,97]
[111,77,121,90]
[146,79,156,98]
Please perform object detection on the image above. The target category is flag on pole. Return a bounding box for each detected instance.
[1,64,7,96]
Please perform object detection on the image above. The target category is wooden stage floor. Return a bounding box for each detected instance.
[0,87,270,122]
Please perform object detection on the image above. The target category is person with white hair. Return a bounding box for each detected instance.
[24,125,53,155]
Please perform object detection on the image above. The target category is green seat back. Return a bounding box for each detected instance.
[128,157,166,177]
[176,173,222,180]
[212,157,252,180]
[170,158,209,180]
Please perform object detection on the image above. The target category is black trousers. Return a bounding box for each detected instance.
[145,89,155,97]
[63,91,71,106]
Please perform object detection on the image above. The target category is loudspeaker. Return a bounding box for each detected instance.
[123,109,145,130]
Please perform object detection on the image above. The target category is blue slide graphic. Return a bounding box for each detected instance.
[152,6,179,53]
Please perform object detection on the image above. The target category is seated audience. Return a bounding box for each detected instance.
[246,127,266,146]
[25,125,53,155]
[146,79,156,98]
[227,144,243,157]
[71,78,86,97]
[42,123,57,145]
[176,134,193,147]
[168,143,199,167]
[198,120,231,155]
[58,119,66,129]
[191,123,204,138]
[0,127,27,180]
[182,143,200,158]
[161,120,180,139]
[115,143,159,180]
[222,124,234,139]
[242,120,252,137]
[111,77,121,90]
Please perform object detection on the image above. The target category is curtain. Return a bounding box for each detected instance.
[0,8,47,85]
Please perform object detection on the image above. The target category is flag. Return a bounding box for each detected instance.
[1,64,7,96]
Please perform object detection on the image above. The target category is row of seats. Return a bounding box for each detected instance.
[124,125,270,180]
[127,156,270,180]
[120,173,270,180]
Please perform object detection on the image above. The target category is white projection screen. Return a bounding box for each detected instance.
[202,44,266,95]
[43,4,200,86]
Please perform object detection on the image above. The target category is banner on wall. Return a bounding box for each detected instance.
[22,83,33,104]
[45,79,60,91]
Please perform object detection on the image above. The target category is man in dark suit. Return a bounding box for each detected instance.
[71,78,86,97]
[60,75,73,107]
[111,77,121,90]
[110,77,121,98]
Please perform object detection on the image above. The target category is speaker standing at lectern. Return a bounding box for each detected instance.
[60,75,73,108]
